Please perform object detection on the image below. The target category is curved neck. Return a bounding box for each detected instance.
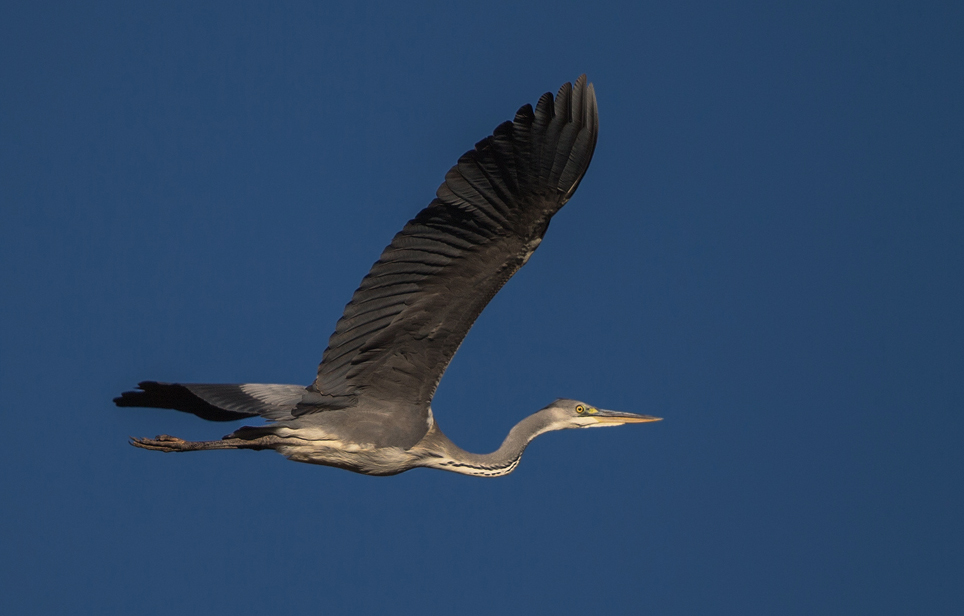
[416,409,561,477]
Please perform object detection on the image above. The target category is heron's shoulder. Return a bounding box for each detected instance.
[279,400,430,450]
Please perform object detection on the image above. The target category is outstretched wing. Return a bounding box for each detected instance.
[114,381,310,421]
[306,76,598,415]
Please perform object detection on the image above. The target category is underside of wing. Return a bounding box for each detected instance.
[307,76,599,417]
[114,381,309,421]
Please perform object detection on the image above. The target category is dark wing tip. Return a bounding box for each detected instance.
[113,381,253,422]
[532,75,598,204]
[113,381,161,407]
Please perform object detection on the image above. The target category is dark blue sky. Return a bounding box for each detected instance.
[2,1,962,614]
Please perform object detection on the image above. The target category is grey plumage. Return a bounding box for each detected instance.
[116,76,661,476]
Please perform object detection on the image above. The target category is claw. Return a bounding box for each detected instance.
[130,435,189,452]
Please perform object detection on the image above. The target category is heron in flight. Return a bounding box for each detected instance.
[116,76,661,476]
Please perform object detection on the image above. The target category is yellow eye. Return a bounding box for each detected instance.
[576,405,585,413]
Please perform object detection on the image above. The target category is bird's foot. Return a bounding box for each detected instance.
[130,434,196,452]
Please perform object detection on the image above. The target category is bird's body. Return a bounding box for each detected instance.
[117,76,661,476]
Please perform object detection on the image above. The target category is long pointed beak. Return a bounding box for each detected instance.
[591,409,663,425]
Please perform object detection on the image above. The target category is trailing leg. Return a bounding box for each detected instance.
[129,434,276,453]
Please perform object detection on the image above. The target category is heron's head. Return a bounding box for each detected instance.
[544,399,662,429]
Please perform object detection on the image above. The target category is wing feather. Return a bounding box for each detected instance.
[305,76,598,424]
[114,381,307,421]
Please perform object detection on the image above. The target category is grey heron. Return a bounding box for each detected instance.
[116,75,661,476]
